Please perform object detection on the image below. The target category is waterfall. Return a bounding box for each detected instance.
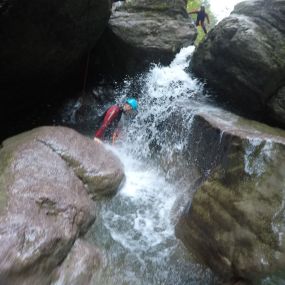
[62,46,218,284]
[119,46,204,159]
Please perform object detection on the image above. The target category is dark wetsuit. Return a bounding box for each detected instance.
[190,9,209,34]
[95,105,123,141]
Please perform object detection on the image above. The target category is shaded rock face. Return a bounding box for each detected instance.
[176,109,285,283]
[0,126,124,284]
[91,0,197,78]
[0,0,111,107]
[190,0,285,124]
[59,85,118,137]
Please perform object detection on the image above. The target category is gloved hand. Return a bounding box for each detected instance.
[94,137,102,144]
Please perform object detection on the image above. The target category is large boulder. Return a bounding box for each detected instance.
[90,0,197,78]
[190,0,285,124]
[176,108,285,283]
[0,0,111,109]
[109,0,196,53]
[0,126,124,284]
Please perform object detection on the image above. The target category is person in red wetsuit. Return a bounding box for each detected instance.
[94,98,138,143]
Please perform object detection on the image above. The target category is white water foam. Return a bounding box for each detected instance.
[103,145,176,254]
[89,46,215,284]
[120,46,204,164]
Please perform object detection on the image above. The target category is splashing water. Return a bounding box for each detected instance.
[121,47,205,165]
[83,46,219,285]
[88,146,215,285]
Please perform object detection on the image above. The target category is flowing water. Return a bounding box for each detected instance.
[63,46,219,284]
[87,150,215,285]
[61,42,285,285]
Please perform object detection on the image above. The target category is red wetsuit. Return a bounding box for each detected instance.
[95,105,123,140]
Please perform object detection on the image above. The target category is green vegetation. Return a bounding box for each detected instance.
[187,0,217,45]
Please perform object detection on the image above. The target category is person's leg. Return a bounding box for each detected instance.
[196,19,200,26]
[201,21,207,34]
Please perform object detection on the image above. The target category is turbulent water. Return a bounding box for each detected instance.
[61,43,285,285]
[63,46,218,284]
[87,150,215,285]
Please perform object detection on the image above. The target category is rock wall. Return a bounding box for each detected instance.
[190,0,285,125]
[176,108,285,283]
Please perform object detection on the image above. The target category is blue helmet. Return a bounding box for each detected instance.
[126,98,138,111]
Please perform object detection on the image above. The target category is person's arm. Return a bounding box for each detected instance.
[94,106,120,139]
[95,122,108,139]
[188,10,198,15]
[206,13,210,24]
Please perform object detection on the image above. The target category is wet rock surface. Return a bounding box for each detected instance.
[92,0,197,77]
[51,238,103,285]
[176,107,285,283]
[190,0,285,124]
[109,0,196,53]
[0,126,124,284]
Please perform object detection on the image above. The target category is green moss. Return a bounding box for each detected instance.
[197,163,284,248]
[0,191,7,214]
[0,149,12,215]
[61,153,115,198]
[61,153,89,183]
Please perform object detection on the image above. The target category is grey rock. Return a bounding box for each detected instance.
[190,0,285,123]
[109,9,196,53]
[97,0,197,76]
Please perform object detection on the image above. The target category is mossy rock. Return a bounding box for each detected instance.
[176,108,285,283]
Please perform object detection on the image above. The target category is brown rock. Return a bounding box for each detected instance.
[0,126,124,284]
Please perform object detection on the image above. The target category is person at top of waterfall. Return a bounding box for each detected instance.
[94,98,138,144]
[189,5,210,34]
